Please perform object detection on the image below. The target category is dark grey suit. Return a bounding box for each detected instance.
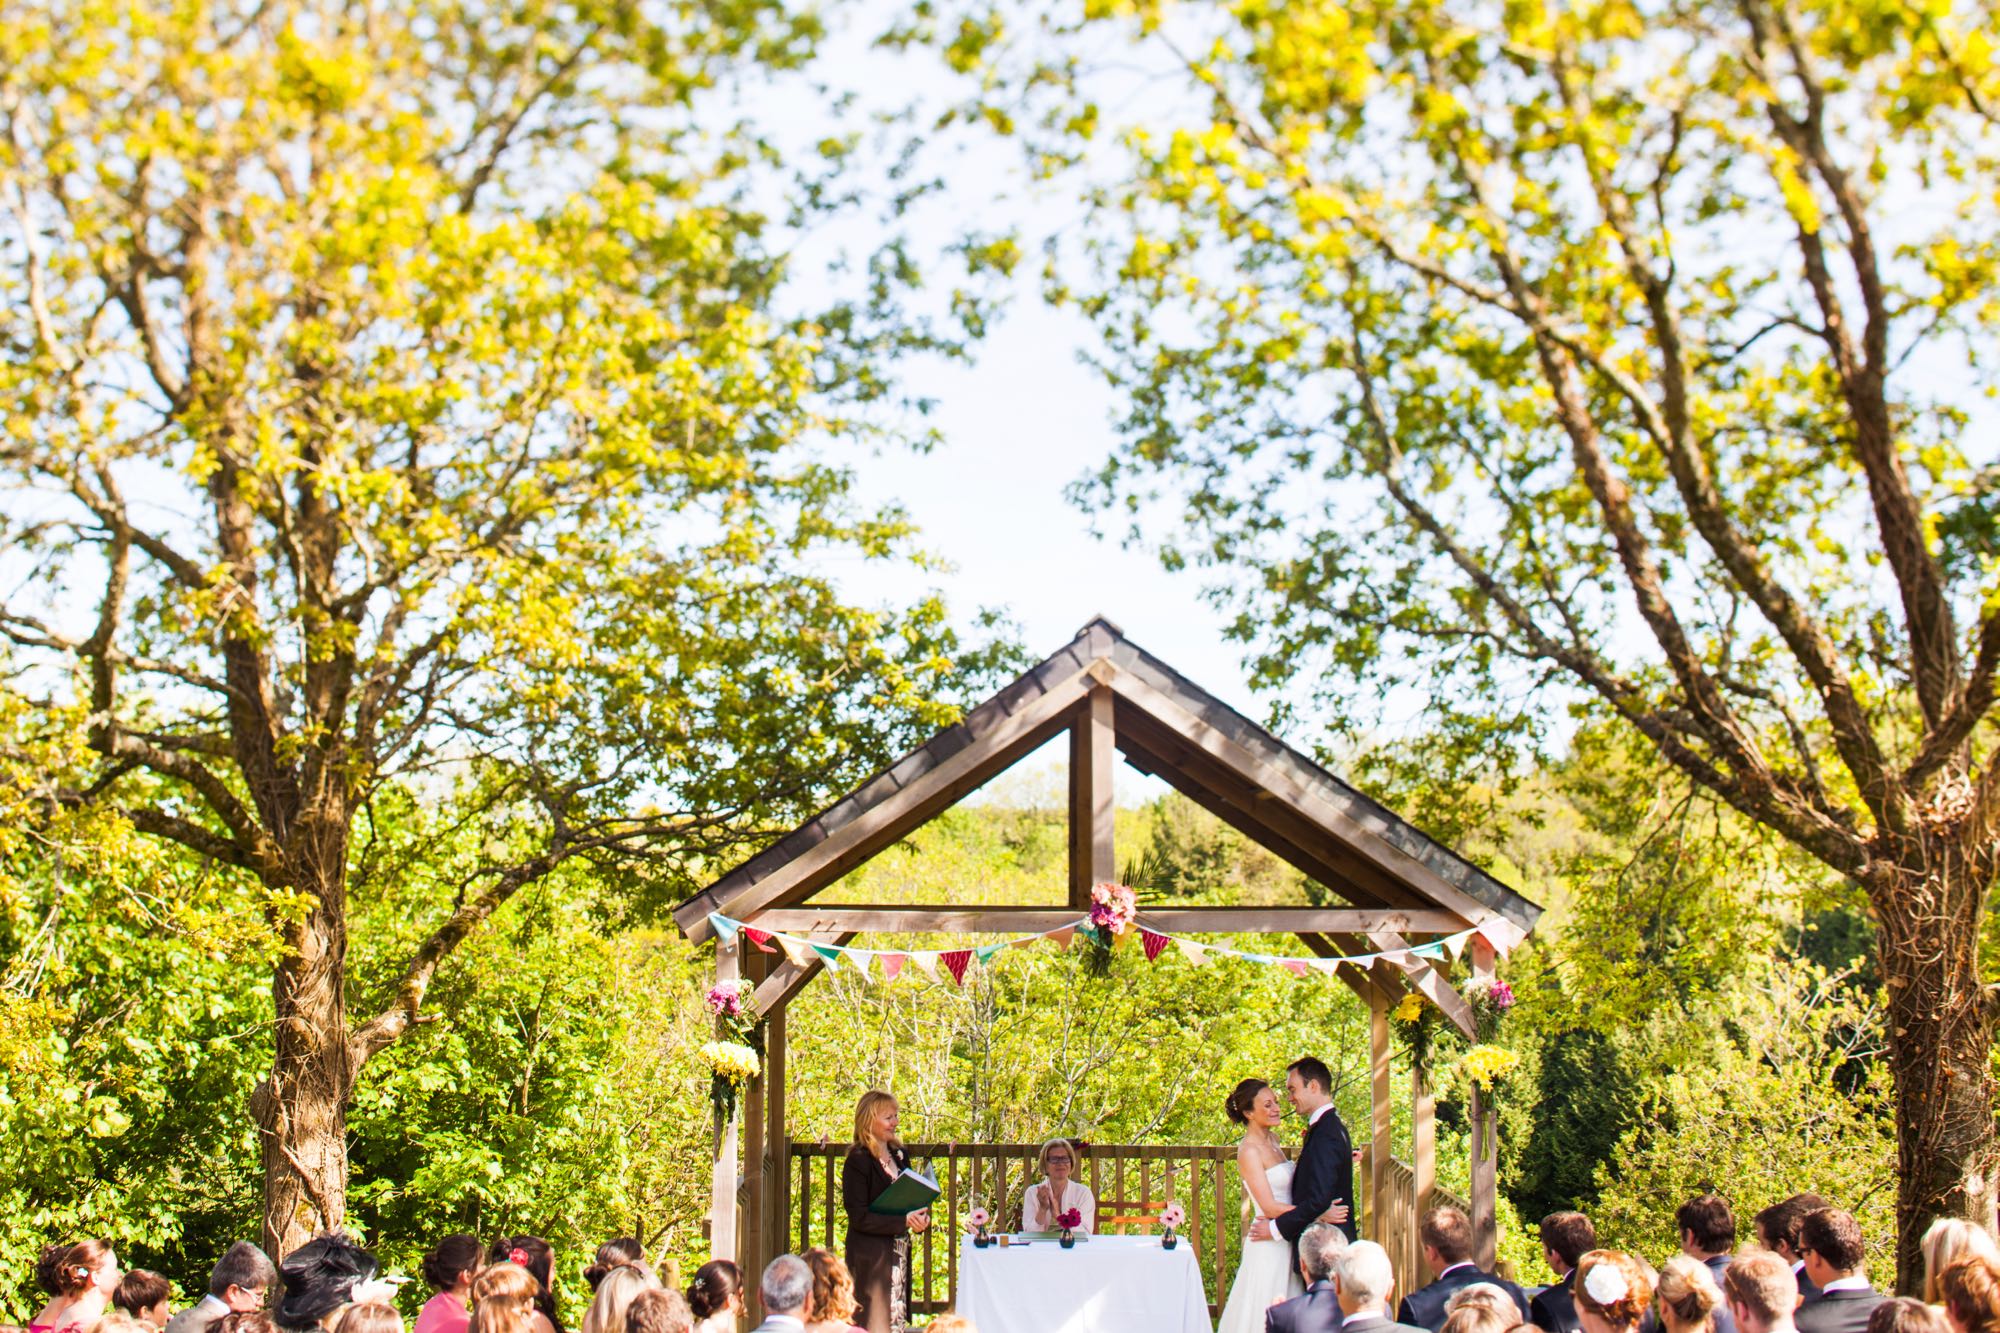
[1341,1309,1434,1333]
[1397,1264,1531,1332]
[1530,1269,1579,1333]
[1267,1281,1346,1333]
[1795,1287,1885,1333]
[164,1298,228,1333]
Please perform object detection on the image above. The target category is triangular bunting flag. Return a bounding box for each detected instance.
[878,953,907,981]
[911,951,941,981]
[975,942,1007,963]
[1310,958,1341,975]
[1281,959,1311,979]
[779,935,816,968]
[1444,931,1469,961]
[708,913,739,944]
[742,927,778,954]
[1141,929,1170,962]
[1047,926,1076,949]
[811,943,843,973]
[1175,938,1209,966]
[941,949,973,986]
[1476,917,1528,954]
[847,951,873,980]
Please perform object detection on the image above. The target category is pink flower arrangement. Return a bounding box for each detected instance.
[1160,1204,1186,1229]
[1057,1207,1083,1231]
[706,981,750,1018]
[1489,980,1516,1010]
[1087,882,1138,935]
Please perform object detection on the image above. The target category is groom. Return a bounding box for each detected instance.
[1251,1056,1357,1263]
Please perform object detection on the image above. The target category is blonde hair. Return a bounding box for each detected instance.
[852,1090,900,1156]
[1925,1220,2000,1305]
[801,1249,857,1324]
[1655,1256,1721,1333]
[1036,1138,1080,1178]
[471,1263,539,1333]
[332,1305,401,1333]
[580,1265,658,1333]
[922,1318,976,1333]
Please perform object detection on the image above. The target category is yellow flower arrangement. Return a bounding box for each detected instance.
[701,1040,762,1082]
[1393,991,1425,1023]
[1459,1043,1520,1091]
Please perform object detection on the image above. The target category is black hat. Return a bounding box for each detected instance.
[275,1235,378,1331]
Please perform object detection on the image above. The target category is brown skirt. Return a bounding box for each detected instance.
[845,1232,909,1333]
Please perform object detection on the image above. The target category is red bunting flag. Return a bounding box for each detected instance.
[941,949,973,986]
[1141,929,1170,962]
[742,927,777,953]
[1282,959,1311,979]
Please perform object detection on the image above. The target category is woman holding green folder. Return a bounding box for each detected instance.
[842,1091,931,1333]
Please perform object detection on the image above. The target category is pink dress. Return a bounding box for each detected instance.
[414,1291,470,1333]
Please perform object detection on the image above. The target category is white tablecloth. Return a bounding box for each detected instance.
[956,1234,1213,1333]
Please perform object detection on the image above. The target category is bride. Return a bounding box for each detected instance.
[1217,1077,1350,1333]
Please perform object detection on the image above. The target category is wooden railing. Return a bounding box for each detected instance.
[786,1140,1469,1318]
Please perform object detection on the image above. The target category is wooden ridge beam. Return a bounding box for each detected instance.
[746,907,1467,935]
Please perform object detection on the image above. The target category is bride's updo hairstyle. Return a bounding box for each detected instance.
[1225,1078,1270,1125]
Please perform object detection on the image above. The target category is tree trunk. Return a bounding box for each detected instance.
[252,824,354,1260]
[1872,841,1998,1294]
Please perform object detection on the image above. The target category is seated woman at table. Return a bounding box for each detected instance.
[1020,1138,1095,1234]
[842,1090,929,1333]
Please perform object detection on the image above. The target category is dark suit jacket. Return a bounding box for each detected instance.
[1530,1269,1578,1333]
[1795,1287,1885,1333]
[1275,1107,1357,1244]
[1794,1264,1824,1306]
[1697,1254,1739,1333]
[1397,1264,1531,1331]
[1267,1282,1346,1333]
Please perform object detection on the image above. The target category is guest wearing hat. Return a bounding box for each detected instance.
[275,1236,384,1333]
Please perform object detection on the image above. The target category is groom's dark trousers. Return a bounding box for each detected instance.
[1273,1104,1357,1271]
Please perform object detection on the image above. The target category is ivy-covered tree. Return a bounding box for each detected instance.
[0,0,987,1256]
[926,0,2000,1287]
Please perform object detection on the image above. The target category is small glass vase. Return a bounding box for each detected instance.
[1162,1228,1178,1250]
[972,1230,991,1249]
[1059,1228,1076,1250]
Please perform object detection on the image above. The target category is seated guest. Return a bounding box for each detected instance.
[274,1236,381,1333]
[215,1315,276,1333]
[1757,1196,1832,1305]
[684,1262,743,1333]
[1795,1210,1883,1333]
[1443,1309,1517,1333]
[168,1244,275,1333]
[1677,1197,1739,1333]
[1926,1225,2000,1309]
[1398,1208,1531,1331]
[1723,1250,1803,1333]
[623,1290,693,1333]
[31,1240,121,1333]
[415,1237,482,1333]
[1267,1223,1348,1333]
[1335,1241,1428,1333]
[472,1266,542,1333]
[488,1239,561,1333]
[1657,1256,1724,1333]
[1456,1288,1526,1317]
[1575,1251,1655,1333]
[114,1271,173,1329]
[582,1267,660,1333]
[1021,1138,1094,1234]
[1868,1300,1950,1333]
[800,1249,865,1333]
[1534,1214,1599,1333]
[587,1243,644,1295]
[751,1257,813,1333]
[1938,1257,2000,1333]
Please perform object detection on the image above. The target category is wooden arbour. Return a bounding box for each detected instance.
[671,617,1542,1305]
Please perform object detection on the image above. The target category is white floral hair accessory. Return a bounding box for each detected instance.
[1583,1262,1631,1306]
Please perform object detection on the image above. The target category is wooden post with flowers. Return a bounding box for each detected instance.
[1468,937,1503,1271]
[703,938,764,1264]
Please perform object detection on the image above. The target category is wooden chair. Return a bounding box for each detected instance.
[1097,1198,1171,1233]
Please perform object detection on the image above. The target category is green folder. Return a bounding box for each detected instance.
[869,1166,941,1216]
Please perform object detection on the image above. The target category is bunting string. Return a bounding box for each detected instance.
[706,909,1524,988]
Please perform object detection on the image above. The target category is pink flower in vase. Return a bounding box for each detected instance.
[1057,1208,1083,1231]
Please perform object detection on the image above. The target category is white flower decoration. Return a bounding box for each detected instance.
[1583,1263,1631,1306]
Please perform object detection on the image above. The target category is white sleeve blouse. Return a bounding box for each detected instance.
[1021,1178,1096,1233]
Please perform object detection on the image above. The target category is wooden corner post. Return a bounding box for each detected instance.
[1069,679,1116,907]
[1468,935,1499,1271]
[708,934,742,1263]
[1368,990,1393,1244]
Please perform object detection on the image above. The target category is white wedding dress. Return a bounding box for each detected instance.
[1217,1160,1306,1333]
